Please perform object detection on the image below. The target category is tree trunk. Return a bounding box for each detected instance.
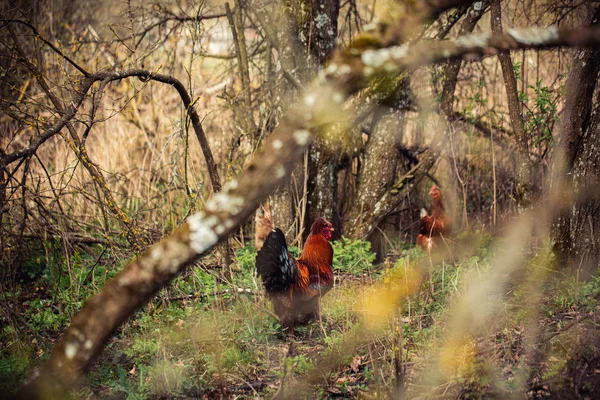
[295,0,340,66]
[558,93,600,273]
[302,0,341,231]
[256,2,308,241]
[491,0,534,211]
[270,177,299,238]
[268,0,341,238]
[344,81,410,238]
[552,5,600,272]
[307,143,337,224]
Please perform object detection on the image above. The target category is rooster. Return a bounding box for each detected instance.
[255,210,334,330]
[416,185,451,251]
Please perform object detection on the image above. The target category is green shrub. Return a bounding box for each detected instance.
[332,237,376,275]
[235,245,258,271]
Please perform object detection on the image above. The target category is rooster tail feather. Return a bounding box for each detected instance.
[255,203,273,251]
[256,228,297,293]
[263,203,272,223]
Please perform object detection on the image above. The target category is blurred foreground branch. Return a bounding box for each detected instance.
[329,25,600,94]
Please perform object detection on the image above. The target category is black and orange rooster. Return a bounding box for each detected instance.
[416,185,451,251]
[255,209,334,330]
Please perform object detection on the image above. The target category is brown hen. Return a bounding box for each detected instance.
[416,185,451,251]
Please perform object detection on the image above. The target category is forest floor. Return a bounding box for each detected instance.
[2,234,600,399]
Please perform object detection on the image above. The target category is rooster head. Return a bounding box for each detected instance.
[310,217,334,240]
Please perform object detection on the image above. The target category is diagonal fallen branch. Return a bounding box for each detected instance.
[17,19,600,399]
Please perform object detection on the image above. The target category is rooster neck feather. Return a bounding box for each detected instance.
[299,233,333,277]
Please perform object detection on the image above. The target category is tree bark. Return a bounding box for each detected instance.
[307,142,338,225]
[264,0,341,238]
[296,0,341,231]
[552,5,600,271]
[344,84,410,238]
[299,0,340,65]
[490,0,533,210]
[556,93,600,273]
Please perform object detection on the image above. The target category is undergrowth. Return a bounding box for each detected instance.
[2,233,600,398]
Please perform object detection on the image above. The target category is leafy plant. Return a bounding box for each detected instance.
[235,245,258,271]
[526,79,558,148]
[332,237,376,275]
[512,61,522,80]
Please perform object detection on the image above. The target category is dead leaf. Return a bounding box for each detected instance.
[328,387,342,395]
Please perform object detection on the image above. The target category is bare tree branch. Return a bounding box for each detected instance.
[329,25,600,94]
[435,4,471,40]
[82,10,229,47]
[1,69,222,193]
[1,19,91,76]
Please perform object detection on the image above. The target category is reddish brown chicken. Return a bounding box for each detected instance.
[416,185,451,251]
[255,211,334,330]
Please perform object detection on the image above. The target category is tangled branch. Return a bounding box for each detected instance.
[1,69,222,192]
